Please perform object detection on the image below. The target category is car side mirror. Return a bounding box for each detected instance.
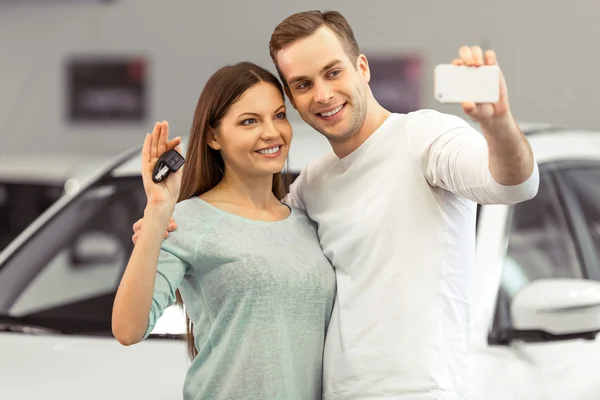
[511,278,600,341]
[68,230,121,267]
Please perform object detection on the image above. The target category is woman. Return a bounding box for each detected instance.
[111,62,335,400]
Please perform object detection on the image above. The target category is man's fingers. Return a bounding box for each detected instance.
[485,50,497,65]
[132,228,169,244]
[462,101,477,116]
[459,46,474,65]
[471,46,484,66]
[133,218,142,233]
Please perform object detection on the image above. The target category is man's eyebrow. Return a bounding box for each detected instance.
[287,59,344,85]
[321,59,344,72]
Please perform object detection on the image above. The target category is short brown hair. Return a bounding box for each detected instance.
[269,10,360,86]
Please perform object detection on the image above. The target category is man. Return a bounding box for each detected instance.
[266,11,537,400]
[135,10,538,400]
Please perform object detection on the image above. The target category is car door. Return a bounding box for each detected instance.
[0,176,189,400]
[547,163,600,399]
[472,162,600,400]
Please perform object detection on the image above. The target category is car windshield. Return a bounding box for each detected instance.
[0,181,64,251]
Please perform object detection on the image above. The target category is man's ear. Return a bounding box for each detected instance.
[284,87,297,110]
[207,128,221,150]
[357,54,371,84]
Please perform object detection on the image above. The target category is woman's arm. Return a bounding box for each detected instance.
[111,121,183,345]
[112,205,174,345]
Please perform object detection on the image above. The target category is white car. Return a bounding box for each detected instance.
[1,122,600,399]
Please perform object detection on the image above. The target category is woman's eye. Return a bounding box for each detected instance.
[241,118,257,125]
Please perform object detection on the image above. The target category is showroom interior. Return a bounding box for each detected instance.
[2,1,600,399]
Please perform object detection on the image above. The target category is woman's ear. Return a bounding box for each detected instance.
[207,128,221,150]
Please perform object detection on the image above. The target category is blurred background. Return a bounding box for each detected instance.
[3,1,600,399]
[3,0,599,156]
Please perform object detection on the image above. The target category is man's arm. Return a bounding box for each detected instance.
[479,113,535,186]
[407,110,539,205]
[282,169,307,210]
[409,45,539,204]
[454,46,537,185]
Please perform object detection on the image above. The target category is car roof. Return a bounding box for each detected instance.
[523,128,600,163]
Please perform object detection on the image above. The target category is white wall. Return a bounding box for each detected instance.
[1,0,599,157]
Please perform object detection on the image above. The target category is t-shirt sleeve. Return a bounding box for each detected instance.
[405,109,539,205]
[282,169,307,210]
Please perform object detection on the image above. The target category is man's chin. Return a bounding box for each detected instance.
[312,124,354,142]
[307,119,340,136]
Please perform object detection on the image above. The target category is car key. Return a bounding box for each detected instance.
[152,149,185,183]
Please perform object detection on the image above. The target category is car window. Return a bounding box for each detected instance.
[0,177,145,334]
[504,171,581,286]
[555,167,600,279]
[491,171,582,336]
[0,182,64,251]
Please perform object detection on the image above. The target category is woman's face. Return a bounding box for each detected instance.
[209,81,292,179]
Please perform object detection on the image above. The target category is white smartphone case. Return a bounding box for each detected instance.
[434,64,500,103]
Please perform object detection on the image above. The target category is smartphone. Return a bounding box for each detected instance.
[434,64,500,104]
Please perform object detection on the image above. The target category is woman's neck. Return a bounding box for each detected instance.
[211,170,279,211]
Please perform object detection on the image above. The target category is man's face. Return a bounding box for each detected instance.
[276,27,370,143]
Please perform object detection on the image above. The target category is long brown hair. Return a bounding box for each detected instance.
[175,62,288,359]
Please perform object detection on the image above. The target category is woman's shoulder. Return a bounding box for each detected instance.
[171,197,221,230]
[286,202,307,217]
[172,196,201,217]
[285,202,318,228]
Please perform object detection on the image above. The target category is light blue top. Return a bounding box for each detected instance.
[143,197,336,400]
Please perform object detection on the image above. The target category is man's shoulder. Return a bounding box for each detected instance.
[379,110,470,138]
[402,109,478,142]
[288,152,336,201]
[304,151,337,173]
[404,109,470,126]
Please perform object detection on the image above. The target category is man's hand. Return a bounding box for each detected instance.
[132,216,178,244]
[452,45,536,188]
[452,46,511,125]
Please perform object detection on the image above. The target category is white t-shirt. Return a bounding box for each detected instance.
[284,110,540,400]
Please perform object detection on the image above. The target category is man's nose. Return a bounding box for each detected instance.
[314,81,334,104]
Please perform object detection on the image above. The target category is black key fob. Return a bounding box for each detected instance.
[152,149,185,183]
